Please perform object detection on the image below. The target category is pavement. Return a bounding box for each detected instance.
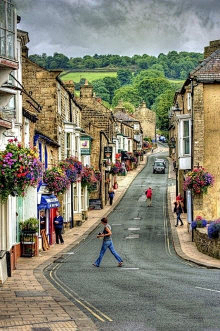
[0,146,219,331]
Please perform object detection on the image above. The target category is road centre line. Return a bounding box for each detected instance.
[49,263,113,322]
[128,228,140,231]
[195,286,220,293]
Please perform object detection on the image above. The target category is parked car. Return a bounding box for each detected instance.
[159,136,167,143]
[155,158,166,168]
[153,160,166,174]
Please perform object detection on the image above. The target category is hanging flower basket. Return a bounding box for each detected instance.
[110,162,124,175]
[43,166,70,195]
[183,167,214,195]
[60,157,82,183]
[0,139,42,202]
[81,166,98,192]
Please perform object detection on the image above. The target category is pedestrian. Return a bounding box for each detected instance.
[108,187,115,205]
[93,217,123,267]
[176,192,183,203]
[175,201,184,227]
[53,210,64,244]
[40,210,46,231]
[145,187,152,207]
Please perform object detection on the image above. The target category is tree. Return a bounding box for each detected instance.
[121,101,135,113]
[137,78,171,108]
[92,79,110,103]
[102,77,120,104]
[133,69,165,85]
[117,69,132,86]
[152,88,176,132]
[112,85,141,108]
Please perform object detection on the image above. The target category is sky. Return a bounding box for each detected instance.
[14,0,220,58]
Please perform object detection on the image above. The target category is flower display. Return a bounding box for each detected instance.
[208,219,220,239]
[94,170,102,182]
[0,139,42,202]
[60,157,82,183]
[110,162,124,175]
[183,167,214,195]
[191,216,207,229]
[81,166,98,192]
[43,166,70,194]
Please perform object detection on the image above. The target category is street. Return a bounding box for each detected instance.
[45,152,220,331]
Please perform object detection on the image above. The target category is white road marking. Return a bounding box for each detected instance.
[121,268,140,270]
[63,252,75,255]
[125,234,140,239]
[195,286,220,293]
[128,228,140,231]
[133,217,141,220]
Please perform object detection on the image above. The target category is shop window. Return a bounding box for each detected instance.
[66,132,71,158]
[81,187,85,211]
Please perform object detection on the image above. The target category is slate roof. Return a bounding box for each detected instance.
[189,49,220,83]
[114,111,139,123]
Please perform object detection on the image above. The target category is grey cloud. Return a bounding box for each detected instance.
[14,0,220,56]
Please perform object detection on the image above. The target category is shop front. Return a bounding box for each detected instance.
[37,194,60,246]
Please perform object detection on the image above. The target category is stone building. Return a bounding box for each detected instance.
[22,49,87,233]
[169,40,220,221]
[77,82,115,208]
[134,102,156,141]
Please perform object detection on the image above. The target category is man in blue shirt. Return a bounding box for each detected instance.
[53,210,64,244]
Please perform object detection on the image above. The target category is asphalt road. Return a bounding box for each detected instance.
[45,152,220,331]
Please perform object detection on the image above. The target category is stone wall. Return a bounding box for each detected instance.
[194,228,220,259]
[204,40,220,59]
[134,102,156,140]
[193,83,220,219]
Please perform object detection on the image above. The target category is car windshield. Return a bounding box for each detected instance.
[155,162,164,167]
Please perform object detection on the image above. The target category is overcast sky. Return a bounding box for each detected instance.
[14,0,220,57]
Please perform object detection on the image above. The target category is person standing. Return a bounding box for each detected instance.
[53,210,64,244]
[145,187,152,207]
[93,218,123,267]
[40,210,46,231]
[108,187,115,205]
[175,201,184,227]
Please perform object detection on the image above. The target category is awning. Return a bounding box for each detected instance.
[37,194,60,210]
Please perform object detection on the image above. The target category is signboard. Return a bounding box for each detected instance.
[133,123,140,131]
[80,136,91,155]
[104,146,112,159]
[89,199,102,210]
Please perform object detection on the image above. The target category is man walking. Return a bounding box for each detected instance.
[53,210,64,244]
[93,218,123,267]
[145,187,152,207]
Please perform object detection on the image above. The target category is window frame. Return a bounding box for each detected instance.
[0,0,16,59]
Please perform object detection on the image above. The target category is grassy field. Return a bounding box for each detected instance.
[61,71,184,87]
[61,71,117,82]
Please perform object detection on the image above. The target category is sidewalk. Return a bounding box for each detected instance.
[0,153,150,331]
[167,158,220,269]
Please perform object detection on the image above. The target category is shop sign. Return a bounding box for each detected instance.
[104,146,112,159]
[80,136,91,155]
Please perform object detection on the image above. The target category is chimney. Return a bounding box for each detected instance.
[64,80,75,96]
[22,45,29,58]
[80,82,93,99]
[204,40,220,59]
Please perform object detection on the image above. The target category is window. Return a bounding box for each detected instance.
[65,95,68,121]
[183,120,190,154]
[64,188,71,222]
[66,132,71,158]
[0,0,16,59]
[74,184,78,212]
[187,93,192,111]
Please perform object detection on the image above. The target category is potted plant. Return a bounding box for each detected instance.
[19,218,39,233]
[191,216,207,230]
[208,219,220,239]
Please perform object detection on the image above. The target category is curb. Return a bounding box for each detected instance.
[167,162,220,270]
